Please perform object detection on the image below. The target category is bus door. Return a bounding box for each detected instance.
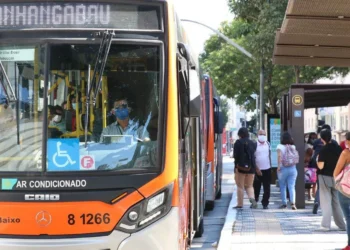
[189,66,205,238]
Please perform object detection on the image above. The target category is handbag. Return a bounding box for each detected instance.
[304,166,317,184]
[335,163,350,198]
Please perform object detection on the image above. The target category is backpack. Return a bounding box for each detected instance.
[281,145,299,167]
[335,163,350,198]
[236,140,255,172]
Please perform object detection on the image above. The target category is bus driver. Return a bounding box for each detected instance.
[99,98,149,143]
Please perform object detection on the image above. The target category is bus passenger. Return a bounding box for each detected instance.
[312,124,338,214]
[254,129,272,209]
[48,105,66,132]
[277,132,298,210]
[233,127,257,209]
[317,129,346,231]
[99,98,149,143]
[334,132,350,250]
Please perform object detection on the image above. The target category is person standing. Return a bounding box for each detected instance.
[334,132,350,250]
[233,127,257,209]
[277,132,298,210]
[312,124,338,214]
[254,129,272,209]
[317,129,346,231]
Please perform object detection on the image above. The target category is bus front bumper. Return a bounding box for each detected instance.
[0,208,179,250]
[118,207,179,250]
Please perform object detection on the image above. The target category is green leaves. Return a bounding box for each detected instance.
[200,0,349,114]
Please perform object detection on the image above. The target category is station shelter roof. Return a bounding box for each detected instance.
[273,0,350,67]
[291,84,350,109]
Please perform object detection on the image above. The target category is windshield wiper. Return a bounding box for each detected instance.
[84,64,92,148]
[88,30,114,105]
[85,30,114,146]
[0,60,17,102]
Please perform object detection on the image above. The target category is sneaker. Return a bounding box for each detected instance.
[249,198,258,209]
[263,205,268,209]
[233,206,242,209]
[319,226,330,231]
[291,204,297,210]
[279,204,287,209]
[313,202,319,214]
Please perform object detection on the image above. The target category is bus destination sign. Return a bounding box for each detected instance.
[0,3,160,30]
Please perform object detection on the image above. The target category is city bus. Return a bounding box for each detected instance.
[0,0,206,249]
[201,75,223,210]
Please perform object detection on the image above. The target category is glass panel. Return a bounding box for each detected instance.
[0,45,45,171]
[46,44,160,172]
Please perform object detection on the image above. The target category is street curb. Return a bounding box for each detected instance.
[217,183,237,250]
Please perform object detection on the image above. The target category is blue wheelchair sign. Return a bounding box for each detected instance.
[47,139,80,171]
[294,110,302,118]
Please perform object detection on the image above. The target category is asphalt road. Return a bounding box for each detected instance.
[190,156,235,250]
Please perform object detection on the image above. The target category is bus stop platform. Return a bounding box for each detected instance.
[218,182,348,250]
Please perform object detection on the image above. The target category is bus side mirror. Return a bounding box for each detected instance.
[177,42,196,70]
[214,111,224,134]
[177,42,190,62]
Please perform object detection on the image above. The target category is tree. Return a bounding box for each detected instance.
[200,0,349,114]
[220,97,229,127]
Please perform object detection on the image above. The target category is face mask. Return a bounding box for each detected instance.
[116,108,129,121]
[258,135,267,142]
[72,103,76,110]
[53,115,62,123]
[310,139,315,145]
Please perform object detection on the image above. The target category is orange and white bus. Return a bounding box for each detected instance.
[0,0,206,249]
[201,75,223,210]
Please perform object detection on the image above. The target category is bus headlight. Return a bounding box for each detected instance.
[146,192,165,213]
[116,182,174,233]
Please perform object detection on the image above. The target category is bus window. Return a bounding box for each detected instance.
[0,45,45,171]
[45,44,160,172]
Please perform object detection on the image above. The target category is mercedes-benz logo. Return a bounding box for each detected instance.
[35,211,52,227]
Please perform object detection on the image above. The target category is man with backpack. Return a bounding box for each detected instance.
[233,127,257,209]
[254,130,272,209]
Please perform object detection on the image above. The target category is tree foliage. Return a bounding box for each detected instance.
[200,0,349,114]
[220,98,229,127]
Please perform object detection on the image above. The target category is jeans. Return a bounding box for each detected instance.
[278,166,297,205]
[338,192,350,246]
[314,177,320,205]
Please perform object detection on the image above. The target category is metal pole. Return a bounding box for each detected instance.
[256,95,259,130]
[181,19,254,59]
[260,62,264,129]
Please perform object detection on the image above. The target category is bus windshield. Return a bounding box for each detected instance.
[0,43,161,173]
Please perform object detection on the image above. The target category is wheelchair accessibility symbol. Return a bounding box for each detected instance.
[48,139,79,171]
[53,142,76,168]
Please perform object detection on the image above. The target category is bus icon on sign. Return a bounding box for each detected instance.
[80,156,95,170]
[292,95,303,106]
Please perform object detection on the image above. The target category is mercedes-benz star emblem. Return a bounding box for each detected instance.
[35,211,52,227]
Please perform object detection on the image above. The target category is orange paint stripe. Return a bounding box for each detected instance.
[111,192,128,204]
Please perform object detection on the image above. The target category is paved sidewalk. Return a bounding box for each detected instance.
[223,183,348,250]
